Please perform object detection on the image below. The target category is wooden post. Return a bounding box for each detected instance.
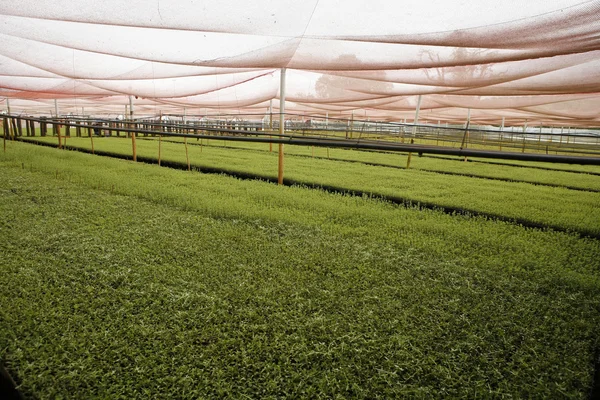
[5,99,12,139]
[407,95,422,168]
[57,122,62,149]
[89,122,95,154]
[3,117,6,152]
[10,117,17,140]
[278,68,286,185]
[406,138,414,168]
[131,130,137,161]
[184,137,190,171]
[64,119,70,137]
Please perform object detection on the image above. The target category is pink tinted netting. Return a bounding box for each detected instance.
[1,0,599,126]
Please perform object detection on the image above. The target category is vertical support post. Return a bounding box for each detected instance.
[129,95,136,161]
[129,95,134,121]
[158,134,162,166]
[278,68,286,185]
[499,117,505,151]
[64,119,70,137]
[6,99,12,138]
[54,99,59,118]
[406,138,414,168]
[184,137,190,171]
[407,95,422,168]
[461,108,471,161]
[269,99,273,152]
[3,117,7,152]
[460,108,471,149]
[57,121,62,149]
[10,117,17,140]
[559,127,564,147]
[89,121,95,154]
[522,122,527,153]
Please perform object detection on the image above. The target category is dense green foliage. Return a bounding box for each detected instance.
[22,136,600,236]
[1,143,600,398]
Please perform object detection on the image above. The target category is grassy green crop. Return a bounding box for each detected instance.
[130,135,600,176]
[19,136,600,236]
[1,143,600,398]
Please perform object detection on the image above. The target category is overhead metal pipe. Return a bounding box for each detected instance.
[14,115,600,165]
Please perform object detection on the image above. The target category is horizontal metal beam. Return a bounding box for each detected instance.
[10,115,600,165]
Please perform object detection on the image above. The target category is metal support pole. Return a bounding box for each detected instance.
[54,99,58,117]
[129,95,136,161]
[269,99,273,152]
[522,122,528,153]
[278,68,286,185]
[500,116,505,150]
[129,95,134,121]
[5,99,11,138]
[407,95,422,168]
[461,108,471,161]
